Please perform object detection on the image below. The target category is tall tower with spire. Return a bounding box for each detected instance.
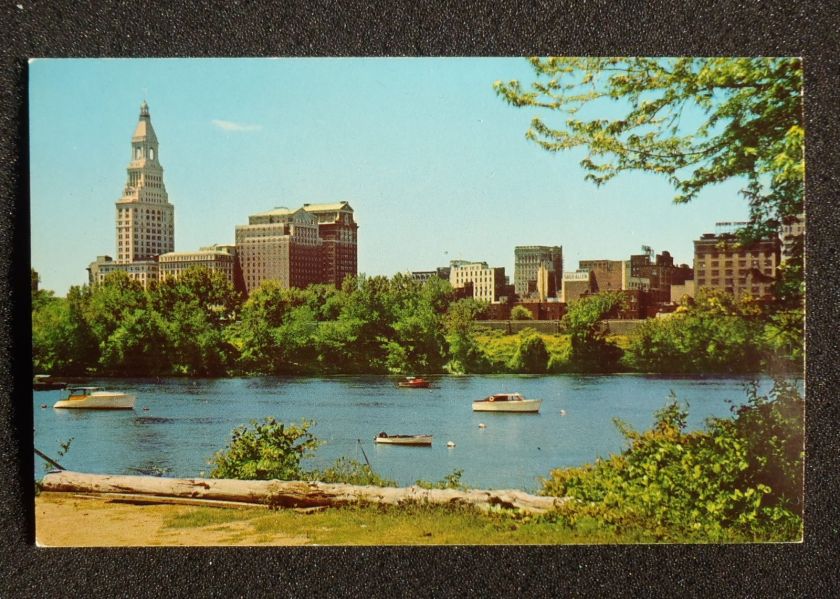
[115,101,175,263]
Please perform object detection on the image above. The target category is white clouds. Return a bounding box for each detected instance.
[211,119,262,132]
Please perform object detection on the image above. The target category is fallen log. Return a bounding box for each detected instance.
[40,471,565,515]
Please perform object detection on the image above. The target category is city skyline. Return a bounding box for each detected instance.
[29,58,750,296]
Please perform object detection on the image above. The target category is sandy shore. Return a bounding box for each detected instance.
[35,493,310,547]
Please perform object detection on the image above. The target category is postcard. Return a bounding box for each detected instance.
[30,57,804,546]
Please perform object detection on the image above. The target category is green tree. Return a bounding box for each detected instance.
[510,305,534,321]
[209,418,321,481]
[83,272,145,348]
[99,308,172,375]
[495,57,804,302]
[761,308,804,369]
[443,298,490,374]
[335,275,397,372]
[385,276,449,374]
[626,289,768,374]
[563,292,625,372]
[508,329,550,373]
[148,268,242,375]
[32,293,96,375]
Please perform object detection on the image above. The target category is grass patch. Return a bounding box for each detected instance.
[160,501,635,545]
[164,507,261,529]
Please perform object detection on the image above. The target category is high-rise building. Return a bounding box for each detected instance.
[116,101,175,263]
[89,102,174,288]
[514,246,563,299]
[449,260,506,303]
[780,213,805,264]
[693,231,780,298]
[235,207,323,295]
[302,202,358,287]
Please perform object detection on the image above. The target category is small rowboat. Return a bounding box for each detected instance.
[33,374,67,391]
[472,392,541,413]
[374,432,432,446]
[54,386,136,410]
[397,377,430,389]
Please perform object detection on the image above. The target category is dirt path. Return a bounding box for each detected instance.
[35,493,311,547]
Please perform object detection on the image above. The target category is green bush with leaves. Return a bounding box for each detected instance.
[541,381,803,542]
[209,418,321,481]
[510,305,534,321]
[625,289,786,374]
[309,457,397,487]
[508,330,550,373]
[563,292,625,372]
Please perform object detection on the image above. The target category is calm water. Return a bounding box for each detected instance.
[33,375,785,491]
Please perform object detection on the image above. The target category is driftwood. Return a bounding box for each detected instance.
[40,470,564,515]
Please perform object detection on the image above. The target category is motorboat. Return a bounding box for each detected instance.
[53,386,136,410]
[33,374,67,391]
[472,392,542,413]
[397,377,431,389]
[374,432,433,446]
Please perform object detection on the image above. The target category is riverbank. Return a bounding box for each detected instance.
[36,492,617,546]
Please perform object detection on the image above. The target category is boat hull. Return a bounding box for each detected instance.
[54,393,136,410]
[374,435,432,446]
[472,399,542,413]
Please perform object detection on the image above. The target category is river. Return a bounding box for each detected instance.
[32,375,787,491]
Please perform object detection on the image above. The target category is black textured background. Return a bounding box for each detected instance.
[2,1,839,596]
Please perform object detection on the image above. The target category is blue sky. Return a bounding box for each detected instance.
[29,58,749,296]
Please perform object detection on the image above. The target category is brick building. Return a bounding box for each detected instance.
[629,250,693,304]
[578,259,625,293]
[514,245,563,299]
[302,202,358,287]
[693,232,780,298]
[235,207,323,295]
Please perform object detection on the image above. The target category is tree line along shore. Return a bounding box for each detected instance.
[32,267,803,378]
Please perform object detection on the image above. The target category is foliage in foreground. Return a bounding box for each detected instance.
[209,418,398,488]
[415,468,467,491]
[209,418,321,481]
[540,380,803,542]
[308,457,397,488]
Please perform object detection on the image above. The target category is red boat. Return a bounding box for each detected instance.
[397,377,430,389]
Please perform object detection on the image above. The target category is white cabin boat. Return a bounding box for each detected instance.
[374,432,433,446]
[53,386,136,410]
[472,392,541,413]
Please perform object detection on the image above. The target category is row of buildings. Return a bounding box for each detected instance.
[413,220,798,320]
[86,103,802,320]
[88,103,358,294]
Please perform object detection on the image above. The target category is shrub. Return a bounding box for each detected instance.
[309,457,397,487]
[508,330,550,373]
[209,418,321,480]
[563,292,625,372]
[510,305,534,321]
[541,381,803,542]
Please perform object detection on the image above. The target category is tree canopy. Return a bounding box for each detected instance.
[494,57,804,238]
